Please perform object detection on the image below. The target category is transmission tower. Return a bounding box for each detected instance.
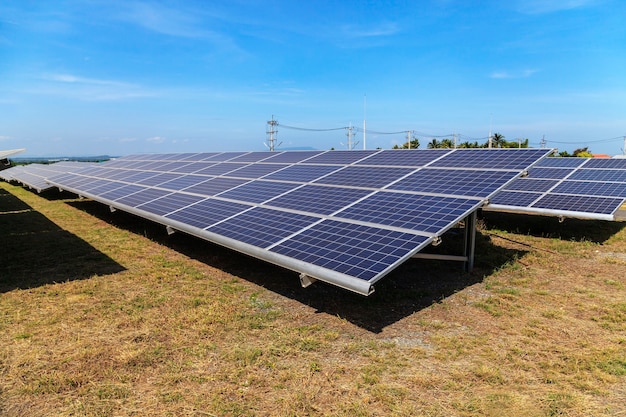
[345,124,359,150]
[265,115,281,151]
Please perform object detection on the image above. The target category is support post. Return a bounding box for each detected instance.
[463,211,477,272]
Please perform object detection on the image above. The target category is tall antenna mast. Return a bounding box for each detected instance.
[266,115,280,151]
[363,94,367,150]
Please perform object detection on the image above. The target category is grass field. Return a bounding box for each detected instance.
[1,181,625,416]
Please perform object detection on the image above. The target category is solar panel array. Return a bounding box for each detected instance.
[486,157,626,221]
[0,148,26,161]
[0,162,97,192]
[47,149,551,295]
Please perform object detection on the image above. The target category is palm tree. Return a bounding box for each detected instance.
[427,139,440,149]
[491,132,505,148]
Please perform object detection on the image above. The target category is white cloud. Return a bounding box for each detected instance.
[118,137,138,143]
[32,73,157,101]
[146,136,165,144]
[0,135,11,141]
[490,69,539,79]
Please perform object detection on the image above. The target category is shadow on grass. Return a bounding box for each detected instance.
[0,188,125,292]
[481,211,626,244]
[67,199,526,332]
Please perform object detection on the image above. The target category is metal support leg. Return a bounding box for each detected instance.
[463,211,477,272]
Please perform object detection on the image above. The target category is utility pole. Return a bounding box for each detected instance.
[266,115,280,151]
[453,133,457,148]
[363,94,367,150]
[345,124,358,150]
[407,131,412,149]
[540,135,546,148]
[623,135,626,156]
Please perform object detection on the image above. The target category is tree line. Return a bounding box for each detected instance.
[392,133,592,156]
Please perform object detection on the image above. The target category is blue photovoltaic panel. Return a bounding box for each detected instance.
[532,194,623,215]
[171,162,213,173]
[569,169,626,182]
[229,152,276,163]
[335,192,481,233]
[183,177,249,196]
[430,148,550,170]
[263,151,324,163]
[526,168,574,179]
[165,199,251,229]
[263,164,340,182]
[552,181,626,198]
[535,157,587,168]
[136,172,181,186]
[218,180,300,204]
[583,159,626,169]
[202,152,247,162]
[115,188,170,207]
[182,153,220,161]
[489,190,541,207]
[503,178,559,192]
[313,166,414,188]
[486,156,626,220]
[270,220,430,281]
[267,185,372,215]
[122,171,161,183]
[355,149,451,167]
[100,184,146,200]
[45,148,552,295]
[304,150,378,165]
[137,193,206,216]
[193,163,247,176]
[389,168,518,197]
[226,163,288,179]
[207,207,320,248]
[158,175,208,191]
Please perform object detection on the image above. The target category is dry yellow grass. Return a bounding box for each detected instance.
[1,181,625,416]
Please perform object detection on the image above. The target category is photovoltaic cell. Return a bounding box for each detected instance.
[115,188,170,207]
[207,207,320,248]
[503,178,559,192]
[430,148,549,169]
[552,181,626,198]
[489,190,541,207]
[583,159,626,169]
[267,185,372,215]
[263,164,340,182]
[137,193,206,216]
[270,220,430,281]
[335,192,480,233]
[304,150,378,165]
[262,151,323,163]
[165,199,251,229]
[389,168,517,197]
[535,157,587,168]
[355,149,451,167]
[526,168,574,179]
[183,177,249,196]
[226,163,288,179]
[218,180,300,204]
[193,163,248,176]
[533,194,623,215]
[486,157,626,220]
[313,166,414,188]
[568,169,626,182]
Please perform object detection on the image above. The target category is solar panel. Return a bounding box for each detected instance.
[0,161,96,192]
[486,157,626,221]
[47,148,551,295]
[0,148,26,160]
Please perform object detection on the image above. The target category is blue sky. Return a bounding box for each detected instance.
[1,0,625,157]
